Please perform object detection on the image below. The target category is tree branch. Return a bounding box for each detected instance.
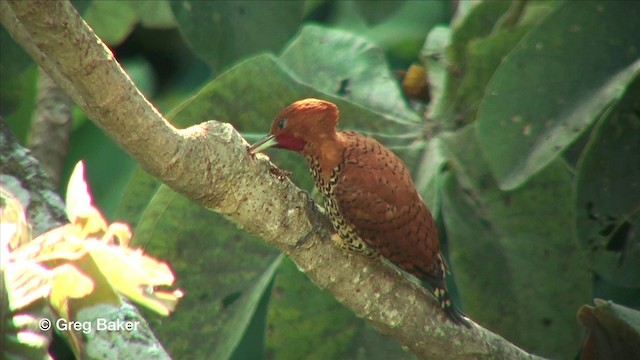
[1,1,543,358]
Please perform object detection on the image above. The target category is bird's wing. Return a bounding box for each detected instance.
[333,135,440,268]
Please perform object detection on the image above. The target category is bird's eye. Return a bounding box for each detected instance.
[277,118,287,130]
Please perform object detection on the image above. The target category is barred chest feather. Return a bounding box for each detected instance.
[305,154,342,225]
[305,154,371,255]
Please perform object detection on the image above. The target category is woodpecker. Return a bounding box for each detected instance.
[248,98,470,327]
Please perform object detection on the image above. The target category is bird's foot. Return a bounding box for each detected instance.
[330,232,347,249]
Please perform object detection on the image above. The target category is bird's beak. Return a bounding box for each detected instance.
[248,134,279,154]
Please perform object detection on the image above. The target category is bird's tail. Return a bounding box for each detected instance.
[432,285,471,328]
[415,254,472,328]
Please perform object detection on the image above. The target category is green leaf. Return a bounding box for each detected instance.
[132,185,280,358]
[2,66,37,144]
[170,0,304,71]
[280,24,421,124]
[331,0,449,63]
[266,258,415,360]
[116,167,161,229]
[423,1,557,129]
[455,26,531,122]
[1,24,37,142]
[83,0,138,46]
[414,137,448,219]
[575,81,640,287]
[229,271,276,360]
[220,256,281,360]
[476,1,640,189]
[0,26,33,86]
[440,125,590,359]
[132,0,177,28]
[421,25,451,118]
[422,1,511,128]
[121,57,158,98]
[351,0,406,26]
[70,0,92,15]
[593,275,640,310]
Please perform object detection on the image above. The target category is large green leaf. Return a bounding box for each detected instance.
[170,0,304,72]
[132,185,280,359]
[0,27,33,82]
[229,270,276,360]
[476,1,640,190]
[220,256,281,360]
[1,66,37,144]
[116,167,161,228]
[266,258,415,360]
[132,0,177,29]
[422,1,510,129]
[454,26,531,122]
[173,54,415,130]
[575,81,640,287]
[280,24,421,124]
[423,1,556,129]
[351,0,406,25]
[414,137,449,220]
[75,0,176,45]
[330,0,449,63]
[1,19,37,142]
[440,125,590,359]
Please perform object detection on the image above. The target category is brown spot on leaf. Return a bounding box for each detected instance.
[337,78,351,96]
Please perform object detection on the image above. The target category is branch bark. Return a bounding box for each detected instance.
[1,1,543,358]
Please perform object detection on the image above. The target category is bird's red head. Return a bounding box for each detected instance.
[248,98,339,155]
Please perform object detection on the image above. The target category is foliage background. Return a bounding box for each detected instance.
[2,1,639,359]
